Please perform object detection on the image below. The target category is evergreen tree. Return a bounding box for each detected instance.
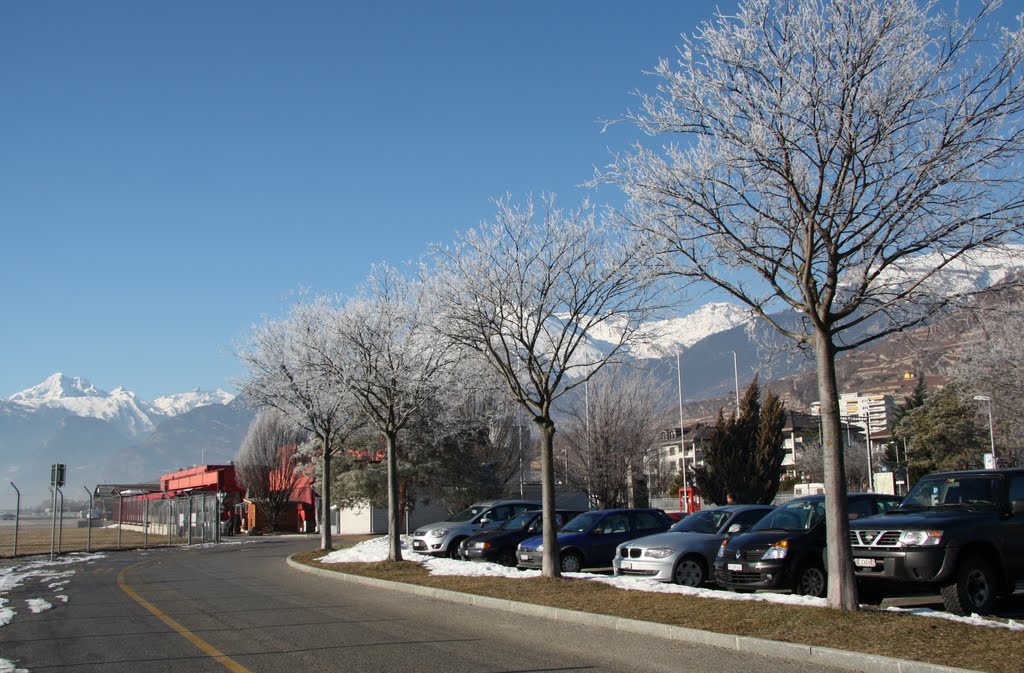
[693,409,732,505]
[898,385,985,478]
[693,376,788,505]
[752,390,787,504]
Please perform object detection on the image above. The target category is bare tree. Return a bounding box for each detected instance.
[558,365,669,508]
[329,265,454,562]
[949,292,1024,455]
[605,0,1024,609]
[235,411,308,531]
[237,295,361,550]
[426,194,665,577]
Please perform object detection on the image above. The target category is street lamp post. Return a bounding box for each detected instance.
[676,349,688,511]
[973,395,996,468]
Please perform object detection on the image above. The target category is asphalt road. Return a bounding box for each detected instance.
[0,537,858,673]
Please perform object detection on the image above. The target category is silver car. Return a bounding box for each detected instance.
[410,499,539,558]
[613,505,773,586]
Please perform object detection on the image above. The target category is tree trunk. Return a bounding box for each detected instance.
[321,438,332,550]
[814,330,858,610]
[536,417,560,578]
[386,430,403,562]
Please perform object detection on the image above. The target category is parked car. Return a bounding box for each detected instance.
[459,509,583,566]
[849,468,1024,615]
[517,508,673,573]
[411,499,539,558]
[714,493,901,597]
[613,504,774,586]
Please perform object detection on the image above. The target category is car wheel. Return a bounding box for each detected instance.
[673,556,706,587]
[794,562,827,597]
[448,539,465,560]
[941,555,998,615]
[560,551,584,573]
[496,549,517,568]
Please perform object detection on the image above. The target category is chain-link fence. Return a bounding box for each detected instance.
[1,491,231,559]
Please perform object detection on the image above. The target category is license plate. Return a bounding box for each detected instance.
[727,563,743,571]
[520,554,530,561]
[620,561,632,570]
[412,541,425,550]
[854,558,876,568]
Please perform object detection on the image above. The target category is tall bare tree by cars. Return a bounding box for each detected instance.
[604,0,1024,609]
[949,293,1024,460]
[235,411,308,531]
[237,295,362,550]
[329,265,454,562]
[557,365,669,508]
[426,194,665,577]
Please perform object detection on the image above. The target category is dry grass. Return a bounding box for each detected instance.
[0,524,215,558]
[292,551,1022,673]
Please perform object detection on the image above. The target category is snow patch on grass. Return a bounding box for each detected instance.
[319,536,1023,630]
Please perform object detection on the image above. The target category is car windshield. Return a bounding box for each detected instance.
[751,500,824,532]
[670,509,731,534]
[560,512,602,534]
[499,511,537,531]
[901,475,1000,509]
[448,505,487,523]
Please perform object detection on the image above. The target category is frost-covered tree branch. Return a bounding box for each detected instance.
[424,193,667,577]
[603,0,1024,610]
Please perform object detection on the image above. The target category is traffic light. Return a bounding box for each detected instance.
[50,463,66,487]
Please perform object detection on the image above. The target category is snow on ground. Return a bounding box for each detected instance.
[320,537,1023,631]
[0,553,104,632]
[25,599,51,613]
[0,657,29,673]
[54,595,68,603]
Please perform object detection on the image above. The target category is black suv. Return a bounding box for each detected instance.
[849,468,1024,615]
[715,493,901,597]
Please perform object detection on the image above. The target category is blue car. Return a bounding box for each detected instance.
[516,508,673,573]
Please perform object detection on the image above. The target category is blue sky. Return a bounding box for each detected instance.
[3,1,1012,402]
[1,1,724,401]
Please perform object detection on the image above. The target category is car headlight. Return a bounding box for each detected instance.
[473,541,491,550]
[761,541,789,560]
[898,530,943,547]
[717,541,728,558]
[536,544,544,552]
[644,547,675,559]
[430,528,450,537]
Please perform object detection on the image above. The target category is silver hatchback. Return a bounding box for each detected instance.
[614,505,773,586]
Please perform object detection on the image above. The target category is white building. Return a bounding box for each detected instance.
[810,392,894,449]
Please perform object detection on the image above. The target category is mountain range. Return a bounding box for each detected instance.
[3,245,1019,506]
[1,375,253,505]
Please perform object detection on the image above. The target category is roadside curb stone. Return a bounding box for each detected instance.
[286,556,982,673]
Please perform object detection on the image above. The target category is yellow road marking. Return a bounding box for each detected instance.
[117,563,254,673]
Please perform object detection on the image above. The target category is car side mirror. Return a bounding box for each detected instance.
[1012,499,1024,515]
[592,528,604,535]
[479,518,491,525]
[727,523,742,534]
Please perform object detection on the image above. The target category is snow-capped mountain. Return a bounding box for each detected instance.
[845,244,1024,297]
[5,373,234,438]
[570,302,752,362]
[149,388,235,417]
[9,373,157,437]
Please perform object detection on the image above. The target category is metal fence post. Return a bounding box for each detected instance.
[84,487,93,553]
[144,498,150,548]
[10,482,20,558]
[187,496,193,545]
[117,493,123,550]
[57,487,64,554]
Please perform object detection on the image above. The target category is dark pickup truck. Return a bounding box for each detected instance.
[848,468,1024,615]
